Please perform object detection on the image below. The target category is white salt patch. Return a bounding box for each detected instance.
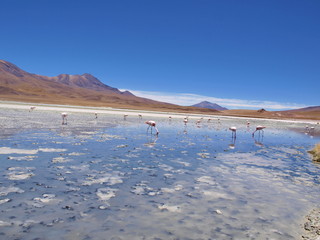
[116,144,128,148]
[202,191,234,200]
[7,173,34,180]
[161,188,176,193]
[125,153,139,158]
[7,155,36,161]
[161,185,183,193]
[68,152,85,156]
[82,173,123,186]
[38,148,67,152]
[33,194,60,204]
[0,186,24,196]
[158,204,181,213]
[30,194,61,208]
[0,220,11,227]
[131,186,146,195]
[70,164,90,172]
[215,209,222,215]
[21,219,39,228]
[0,198,11,204]
[164,173,173,178]
[99,205,108,210]
[52,157,71,163]
[0,147,38,154]
[158,164,174,172]
[96,188,117,201]
[6,167,35,180]
[197,152,210,158]
[176,161,190,167]
[196,176,216,185]
[131,182,160,195]
[81,131,98,135]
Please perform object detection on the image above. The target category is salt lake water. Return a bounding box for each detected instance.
[0,108,319,240]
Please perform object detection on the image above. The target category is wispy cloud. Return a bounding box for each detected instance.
[120,89,308,110]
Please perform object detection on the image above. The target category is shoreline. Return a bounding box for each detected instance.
[0,100,319,125]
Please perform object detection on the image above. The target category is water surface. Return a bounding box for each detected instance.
[0,109,319,239]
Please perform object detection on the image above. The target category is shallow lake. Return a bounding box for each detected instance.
[0,109,319,240]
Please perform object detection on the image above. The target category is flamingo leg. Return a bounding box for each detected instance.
[252,130,257,137]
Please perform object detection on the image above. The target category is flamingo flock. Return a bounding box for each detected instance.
[23,105,320,152]
[27,106,317,146]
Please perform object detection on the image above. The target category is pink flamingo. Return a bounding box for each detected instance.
[183,118,188,125]
[229,126,237,138]
[145,120,159,135]
[61,112,68,125]
[252,125,266,136]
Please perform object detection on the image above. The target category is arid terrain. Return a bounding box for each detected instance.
[1,60,319,120]
[221,107,320,121]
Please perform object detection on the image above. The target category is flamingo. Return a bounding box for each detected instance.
[145,120,159,135]
[252,125,266,136]
[310,126,315,134]
[124,114,128,120]
[29,106,36,112]
[229,126,237,138]
[138,114,142,119]
[61,112,68,125]
[183,118,188,125]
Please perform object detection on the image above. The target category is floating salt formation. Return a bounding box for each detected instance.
[0,147,38,154]
[96,188,118,201]
[158,204,181,213]
[82,172,123,186]
[6,167,35,180]
[196,176,216,185]
[0,186,24,196]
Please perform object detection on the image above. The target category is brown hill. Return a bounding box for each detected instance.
[221,107,320,120]
[0,60,218,114]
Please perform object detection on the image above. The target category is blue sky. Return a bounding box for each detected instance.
[1,0,319,110]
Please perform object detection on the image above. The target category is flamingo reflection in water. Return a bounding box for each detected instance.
[252,125,266,137]
[253,133,264,147]
[229,136,236,149]
[144,134,158,148]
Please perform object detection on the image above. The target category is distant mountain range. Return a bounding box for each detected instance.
[191,101,228,111]
[0,60,218,113]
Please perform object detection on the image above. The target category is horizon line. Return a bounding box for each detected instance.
[120,89,309,111]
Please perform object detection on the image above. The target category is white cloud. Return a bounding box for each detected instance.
[120,89,308,110]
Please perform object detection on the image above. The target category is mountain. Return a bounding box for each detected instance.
[285,106,320,112]
[191,101,228,111]
[0,60,218,114]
